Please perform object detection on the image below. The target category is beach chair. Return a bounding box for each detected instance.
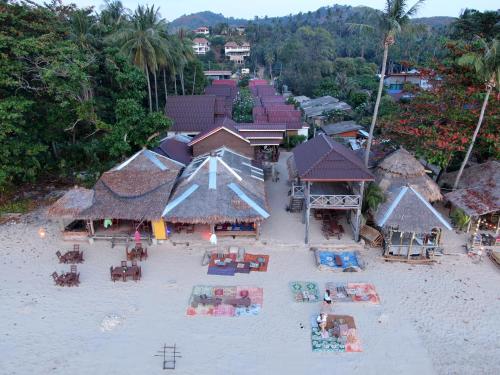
[121,260,127,267]
[70,265,77,274]
[52,272,63,286]
[56,251,65,263]
[73,244,80,252]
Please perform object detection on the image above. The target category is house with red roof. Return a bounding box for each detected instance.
[192,37,210,55]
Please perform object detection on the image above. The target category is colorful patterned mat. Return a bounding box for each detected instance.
[186,285,263,317]
[289,281,320,303]
[315,250,364,272]
[310,314,362,352]
[325,282,380,304]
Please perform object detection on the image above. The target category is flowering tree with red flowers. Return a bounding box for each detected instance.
[380,42,499,175]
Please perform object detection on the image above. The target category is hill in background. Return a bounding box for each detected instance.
[169,11,247,31]
[169,7,455,31]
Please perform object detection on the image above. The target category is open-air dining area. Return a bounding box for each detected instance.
[126,243,149,261]
[56,244,84,264]
[110,261,142,282]
[52,265,80,287]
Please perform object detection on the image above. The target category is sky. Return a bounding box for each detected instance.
[49,0,497,20]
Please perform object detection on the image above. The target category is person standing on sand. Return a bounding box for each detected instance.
[324,289,332,305]
[316,313,327,334]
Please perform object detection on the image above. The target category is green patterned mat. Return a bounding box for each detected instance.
[289,281,320,303]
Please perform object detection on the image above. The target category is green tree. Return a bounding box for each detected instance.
[349,0,425,167]
[110,5,169,112]
[452,38,499,189]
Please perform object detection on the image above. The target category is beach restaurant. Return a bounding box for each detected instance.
[163,147,270,240]
[49,149,184,243]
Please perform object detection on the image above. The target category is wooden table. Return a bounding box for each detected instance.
[127,246,148,261]
[60,250,83,264]
[59,272,79,286]
[111,265,141,282]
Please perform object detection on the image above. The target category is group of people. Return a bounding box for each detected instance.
[316,289,333,335]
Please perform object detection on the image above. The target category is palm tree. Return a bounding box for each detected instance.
[351,0,425,167]
[110,5,168,112]
[100,0,127,31]
[452,38,499,190]
[264,51,275,81]
[175,30,195,95]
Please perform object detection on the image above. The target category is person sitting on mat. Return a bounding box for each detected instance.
[316,313,327,333]
[323,289,332,305]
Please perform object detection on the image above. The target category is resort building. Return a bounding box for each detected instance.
[224,41,250,64]
[49,149,184,242]
[204,70,232,81]
[372,148,451,262]
[193,26,209,35]
[163,147,269,239]
[444,161,499,235]
[287,134,375,243]
[192,37,210,55]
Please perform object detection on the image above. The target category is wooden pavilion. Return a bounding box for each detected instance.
[50,149,184,242]
[162,147,270,239]
[444,161,500,235]
[288,134,374,243]
[374,186,452,262]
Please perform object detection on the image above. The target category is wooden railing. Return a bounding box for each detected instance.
[309,194,360,209]
[291,183,305,198]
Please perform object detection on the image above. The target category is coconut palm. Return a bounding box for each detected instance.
[350,0,425,167]
[452,38,499,190]
[100,0,127,31]
[110,5,169,112]
[175,30,195,95]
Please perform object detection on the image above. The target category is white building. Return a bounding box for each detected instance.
[193,26,209,36]
[224,41,250,64]
[192,38,210,55]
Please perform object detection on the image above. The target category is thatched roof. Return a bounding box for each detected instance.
[81,150,182,221]
[375,148,442,202]
[48,187,94,219]
[163,147,269,224]
[444,161,499,217]
[374,186,452,233]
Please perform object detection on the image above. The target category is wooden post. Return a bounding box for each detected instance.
[354,181,365,242]
[305,181,311,244]
[88,220,95,236]
[256,222,260,240]
[386,228,393,257]
[408,232,415,260]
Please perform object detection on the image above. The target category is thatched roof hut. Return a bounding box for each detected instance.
[374,186,452,233]
[163,147,269,224]
[48,187,94,219]
[375,148,442,202]
[81,149,183,221]
[444,161,499,217]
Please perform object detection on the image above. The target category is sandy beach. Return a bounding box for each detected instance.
[1,208,499,375]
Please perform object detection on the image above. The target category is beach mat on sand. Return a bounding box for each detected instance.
[325,282,380,304]
[313,249,365,272]
[289,281,320,303]
[186,285,263,317]
[310,314,362,353]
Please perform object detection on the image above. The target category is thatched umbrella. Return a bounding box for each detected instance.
[375,148,442,202]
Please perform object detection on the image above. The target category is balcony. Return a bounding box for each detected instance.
[291,182,361,209]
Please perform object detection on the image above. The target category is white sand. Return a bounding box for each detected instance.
[1,152,499,374]
[1,214,499,375]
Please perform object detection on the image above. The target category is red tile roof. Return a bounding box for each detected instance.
[212,79,237,87]
[236,123,287,132]
[166,95,216,133]
[292,134,374,181]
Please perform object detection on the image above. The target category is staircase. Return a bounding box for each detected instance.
[289,196,304,213]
